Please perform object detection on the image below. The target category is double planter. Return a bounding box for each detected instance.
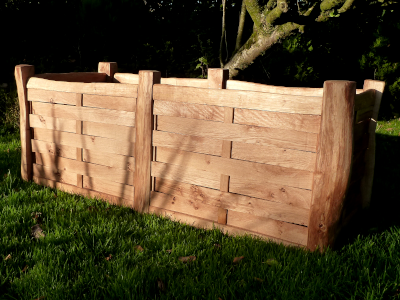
[15,62,385,251]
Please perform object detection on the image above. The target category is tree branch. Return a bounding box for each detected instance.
[219,0,227,68]
[235,0,247,52]
[320,0,346,12]
[338,0,355,13]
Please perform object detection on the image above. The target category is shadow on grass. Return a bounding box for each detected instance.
[335,133,400,249]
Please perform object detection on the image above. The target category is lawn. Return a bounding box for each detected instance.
[1,119,400,300]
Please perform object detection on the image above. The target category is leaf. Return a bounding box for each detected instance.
[134,245,144,252]
[31,212,43,224]
[105,254,112,261]
[21,265,28,272]
[166,249,172,254]
[53,193,57,198]
[254,277,264,283]
[157,278,166,292]
[233,256,244,264]
[31,224,45,239]
[263,258,279,266]
[178,256,196,263]
[214,243,221,250]
[386,128,393,131]
[4,254,11,261]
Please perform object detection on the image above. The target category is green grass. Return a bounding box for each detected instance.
[1,120,400,300]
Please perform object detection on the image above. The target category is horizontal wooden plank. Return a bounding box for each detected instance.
[149,206,303,247]
[83,94,136,112]
[356,106,374,123]
[151,161,220,190]
[27,77,138,97]
[161,77,209,88]
[150,191,219,222]
[227,210,308,245]
[33,72,107,83]
[153,84,323,115]
[33,128,135,156]
[33,164,77,186]
[226,80,324,97]
[82,149,134,171]
[30,114,76,133]
[229,176,312,208]
[113,73,139,84]
[156,147,314,190]
[32,140,76,159]
[157,116,318,152]
[231,141,316,172]
[355,89,376,111]
[155,178,310,224]
[234,108,321,134]
[31,102,135,127]
[33,176,133,207]
[28,89,76,105]
[35,152,134,185]
[154,100,224,122]
[83,176,134,200]
[82,121,135,142]
[153,131,222,156]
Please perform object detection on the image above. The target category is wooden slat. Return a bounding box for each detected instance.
[148,206,303,247]
[82,149,134,171]
[157,116,318,152]
[234,108,321,134]
[33,72,107,83]
[33,163,77,186]
[98,62,118,83]
[156,147,314,190]
[82,121,135,142]
[354,89,376,111]
[153,85,323,115]
[155,178,310,224]
[152,131,222,156]
[354,119,370,144]
[33,176,133,207]
[231,141,316,172]
[228,176,312,209]
[161,77,209,88]
[31,140,76,159]
[151,161,220,190]
[113,73,139,84]
[83,94,136,112]
[28,89,76,105]
[150,191,219,222]
[153,100,224,122]
[226,80,324,97]
[35,152,134,185]
[356,106,374,123]
[31,102,135,127]
[83,176,134,200]
[33,128,135,156]
[227,210,308,245]
[27,77,138,98]
[29,115,76,132]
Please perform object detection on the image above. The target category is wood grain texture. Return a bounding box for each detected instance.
[82,149,135,171]
[154,178,310,224]
[307,80,356,251]
[33,164,77,186]
[33,176,134,207]
[360,80,386,208]
[35,152,134,185]
[31,140,76,159]
[27,77,138,97]
[31,101,135,127]
[161,77,209,88]
[354,89,376,111]
[33,128,135,156]
[231,141,316,171]
[227,210,308,245]
[28,89,76,105]
[113,73,139,84]
[355,106,374,123]
[82,121,136,142]
[156,147,314,189]
[157,116,318,152]
[148,206,303,247]
[33,72,106,83]
[226,80,324,97]
[98,62,118,83]
[153,85,323,115]
[83,176,134,200]
[154,100,224,121]
[29,115,76,132]
[234,108,321,133]
[83,94,136,112]
[76,94,83,188]
[134,71,161,212]
[15,65,35,181]
[152,131,222,156]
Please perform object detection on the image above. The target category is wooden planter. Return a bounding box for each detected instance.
[15,62,385,251]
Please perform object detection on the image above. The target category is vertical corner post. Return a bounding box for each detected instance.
[360,80,386,208]
[98,62,118,83]
[15,64,35,181]
[307,80,356,252]
[134,70,161,213]
[208,68,230,225]
[76,93,83,188]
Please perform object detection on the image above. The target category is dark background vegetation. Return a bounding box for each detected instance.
[0,0,399,130]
